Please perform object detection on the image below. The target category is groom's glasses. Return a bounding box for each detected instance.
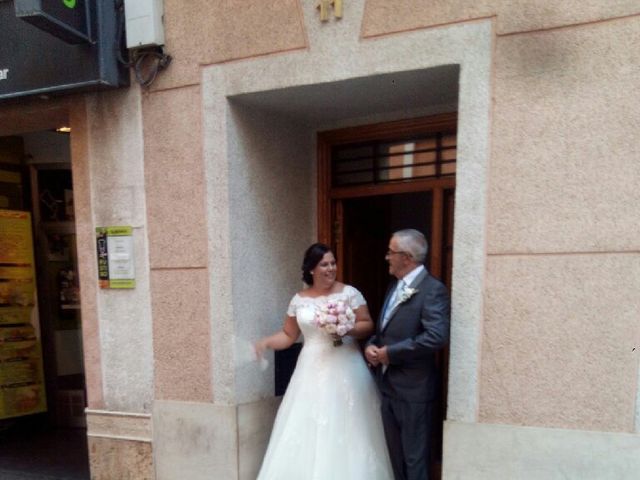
[386,249,408,257]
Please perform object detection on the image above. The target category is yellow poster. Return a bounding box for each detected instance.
[0,210,33,264]
[0,209,47,419]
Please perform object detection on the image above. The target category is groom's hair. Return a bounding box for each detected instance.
[301,243,333,285]
[393,229,428,264]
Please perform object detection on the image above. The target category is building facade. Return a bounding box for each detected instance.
[1,1,639,478]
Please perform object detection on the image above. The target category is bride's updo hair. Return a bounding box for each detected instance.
[302,243,333,285]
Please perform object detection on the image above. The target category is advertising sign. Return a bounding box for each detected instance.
[0,0,128,101]
[95,226,135,289]
[15,0,92,44]
[0,210,47,420]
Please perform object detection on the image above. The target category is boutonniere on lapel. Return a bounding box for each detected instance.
[396,286,418,305]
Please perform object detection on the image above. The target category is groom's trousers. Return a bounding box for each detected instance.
[381,395,433,480]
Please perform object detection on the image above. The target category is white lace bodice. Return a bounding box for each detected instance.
[287,285,366,346]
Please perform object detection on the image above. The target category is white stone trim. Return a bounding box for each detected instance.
[151,398,280,480]
[202,1,493,420]
[86,408,152,442]
[85,86,155,413]
[637,366,640,433]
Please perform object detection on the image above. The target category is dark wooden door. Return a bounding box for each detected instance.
[317,114,457,479]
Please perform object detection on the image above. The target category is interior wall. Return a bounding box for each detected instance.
[227,104,315,403]
[22,131,71,164]
[20,131,81,379]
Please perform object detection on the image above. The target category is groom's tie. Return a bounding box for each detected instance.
[381,280,404,329]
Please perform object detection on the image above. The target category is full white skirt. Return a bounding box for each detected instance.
[257,340,393,480]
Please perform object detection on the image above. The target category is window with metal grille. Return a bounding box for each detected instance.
[331,131,456,187]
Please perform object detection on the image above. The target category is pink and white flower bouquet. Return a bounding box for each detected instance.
[314,300,356,346]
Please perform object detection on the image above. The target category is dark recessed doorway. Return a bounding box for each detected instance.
[0,132,89,480]
[318,114,457,479]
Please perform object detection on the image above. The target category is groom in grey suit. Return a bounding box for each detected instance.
[365,229,450,480]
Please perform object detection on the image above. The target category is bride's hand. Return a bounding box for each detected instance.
[254,339,268,360]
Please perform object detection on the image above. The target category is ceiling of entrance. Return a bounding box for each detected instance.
[229,65,459,124]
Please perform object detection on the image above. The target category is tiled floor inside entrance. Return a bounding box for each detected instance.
[0,419,89,480]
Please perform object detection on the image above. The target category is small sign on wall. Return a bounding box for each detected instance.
[96,226,135,289]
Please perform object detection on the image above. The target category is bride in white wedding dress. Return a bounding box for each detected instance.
[255,243,393,480]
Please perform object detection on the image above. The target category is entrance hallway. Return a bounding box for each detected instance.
[0,419,89,480]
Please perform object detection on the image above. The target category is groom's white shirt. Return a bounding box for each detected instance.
[382,264,425,328]
[398,264,424,289]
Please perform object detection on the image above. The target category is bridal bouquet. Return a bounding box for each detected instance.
[314,300,356,347]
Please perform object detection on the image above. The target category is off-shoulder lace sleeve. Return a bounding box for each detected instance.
[286,294,299,317]
[345,285,367,310]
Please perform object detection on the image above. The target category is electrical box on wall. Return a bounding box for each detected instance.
[124,0,164,48]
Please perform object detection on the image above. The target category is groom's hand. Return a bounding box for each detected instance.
[365,345,380,366]
[376,346,389,366]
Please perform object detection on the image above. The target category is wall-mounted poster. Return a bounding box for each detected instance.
[95,226,135,289]
[0,209,47,419]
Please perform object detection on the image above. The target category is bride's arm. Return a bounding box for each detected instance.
[347,305,374,339]
[255,316,300,357]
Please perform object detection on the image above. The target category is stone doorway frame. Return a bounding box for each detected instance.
[202,12,493,427]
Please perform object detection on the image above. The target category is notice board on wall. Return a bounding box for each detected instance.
[96,226,135,289]
[0,209,47,419]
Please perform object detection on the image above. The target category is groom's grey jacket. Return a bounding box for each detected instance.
[368,269,450,403]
